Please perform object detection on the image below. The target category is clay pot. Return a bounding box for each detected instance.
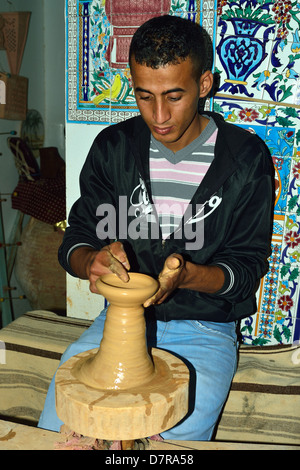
[74,273,158,390]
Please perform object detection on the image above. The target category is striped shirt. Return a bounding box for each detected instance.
[150,116,218,239]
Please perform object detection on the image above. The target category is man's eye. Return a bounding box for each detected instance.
[168,96,181,101]
[139,95,151,101]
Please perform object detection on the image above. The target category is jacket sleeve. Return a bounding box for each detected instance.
[209,139,274,305]
[58,132,117,276]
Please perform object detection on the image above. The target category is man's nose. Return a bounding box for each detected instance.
[153,100,171,124]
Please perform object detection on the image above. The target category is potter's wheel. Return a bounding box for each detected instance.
[55,273,189,440]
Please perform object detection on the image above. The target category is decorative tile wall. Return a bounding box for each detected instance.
[215,0,300,346]
[66,0,217,123]
[66,0,300,346]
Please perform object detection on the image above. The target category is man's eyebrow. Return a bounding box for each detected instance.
[135,87,185,95]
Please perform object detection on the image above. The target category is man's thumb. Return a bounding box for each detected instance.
[166,255,181,271]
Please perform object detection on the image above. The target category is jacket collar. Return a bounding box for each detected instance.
[195,111,238,203]
[130,116,152,198]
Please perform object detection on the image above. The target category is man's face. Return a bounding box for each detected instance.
[131,57,213,153]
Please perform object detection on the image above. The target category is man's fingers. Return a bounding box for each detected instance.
[159,254,182,279]
[144,254,184,307]
[143,287,167,308]
[107,241,131,271]
[108,257,130,282]
[98,242,130,282]
[88,242,130,291]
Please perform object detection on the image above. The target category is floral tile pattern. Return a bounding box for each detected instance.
[66,0,300,345]
[216,0,300,104]
[213,97,300,345]
[66,0,217,123]
[214,109,300,346]
[214,0,300,346]
[213,0,300,347]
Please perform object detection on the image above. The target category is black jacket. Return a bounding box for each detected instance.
[59,112,274,323]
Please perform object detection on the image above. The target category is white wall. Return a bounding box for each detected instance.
[65,123,106,319]
[43,0,65,157]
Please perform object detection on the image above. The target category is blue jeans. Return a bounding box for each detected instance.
[38,309,238,440]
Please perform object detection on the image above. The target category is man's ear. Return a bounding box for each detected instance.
[199,71,214,98]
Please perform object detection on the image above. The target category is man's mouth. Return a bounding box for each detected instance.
[153,126,173,135]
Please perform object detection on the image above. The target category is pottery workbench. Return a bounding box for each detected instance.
[0,420,299,451]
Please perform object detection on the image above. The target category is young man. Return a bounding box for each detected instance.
[38,15,274,441]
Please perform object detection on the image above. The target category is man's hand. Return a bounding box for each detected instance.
[70,244,225,302]
[143,253,226,308]
[144,253,185,308]
[69,241,130,294]
[89,241,130,293]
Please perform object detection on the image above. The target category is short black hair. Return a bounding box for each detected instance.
[129,15,213,80]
